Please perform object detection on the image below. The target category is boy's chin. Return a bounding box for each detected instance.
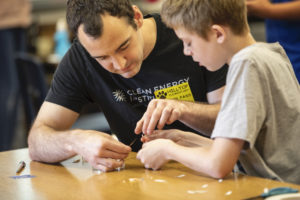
[202,65,219,72]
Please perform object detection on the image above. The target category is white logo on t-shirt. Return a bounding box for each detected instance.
[112,90,127,102]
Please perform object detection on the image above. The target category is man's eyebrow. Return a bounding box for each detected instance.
[116,37,131,51]
[93,37,131,59]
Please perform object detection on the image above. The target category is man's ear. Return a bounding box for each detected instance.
[211,25,226,44]
[132,5,143,28]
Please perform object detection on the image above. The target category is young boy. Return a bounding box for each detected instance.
[136,0,300,184]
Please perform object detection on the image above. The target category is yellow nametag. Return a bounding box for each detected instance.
[154,82,194,102]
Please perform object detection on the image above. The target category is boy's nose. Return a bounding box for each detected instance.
[183,47,192,56]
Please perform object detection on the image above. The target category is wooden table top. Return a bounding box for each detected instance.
[1,148,300,200]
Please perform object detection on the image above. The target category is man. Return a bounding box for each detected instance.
[28,0,227,172]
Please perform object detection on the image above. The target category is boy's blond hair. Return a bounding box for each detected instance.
[161,0,249,39]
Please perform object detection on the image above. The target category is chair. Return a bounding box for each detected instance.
[15,52,48,131]
[15,52,110,133]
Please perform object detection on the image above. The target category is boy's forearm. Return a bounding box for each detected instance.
[166,144,221,177]
[166,138,244,179]
[167,144,232,179]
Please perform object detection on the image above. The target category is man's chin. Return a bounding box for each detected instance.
[122,65,141,78]
[121,70,138,79]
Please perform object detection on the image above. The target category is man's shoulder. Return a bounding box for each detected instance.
[69,39,87,56]
[145,13,176,37]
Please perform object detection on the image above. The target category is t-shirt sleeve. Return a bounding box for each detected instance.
[45,47,91,113]
[204,64,228,93]
[211,59,266,149]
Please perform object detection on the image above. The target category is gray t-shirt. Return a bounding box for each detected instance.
[211,42,300,184]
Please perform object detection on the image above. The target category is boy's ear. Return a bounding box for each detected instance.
[132,5,144,28]
[211,25,226,44]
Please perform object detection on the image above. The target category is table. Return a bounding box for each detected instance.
[1,148,300,200]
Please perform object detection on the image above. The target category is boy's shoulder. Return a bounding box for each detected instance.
[232,42,286,65]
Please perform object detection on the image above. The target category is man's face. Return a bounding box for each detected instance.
[78,14,144,78]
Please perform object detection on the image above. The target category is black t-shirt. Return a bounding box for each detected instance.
[46,14,228,151]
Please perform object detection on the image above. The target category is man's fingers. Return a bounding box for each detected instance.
[157,107,173,129]
[142,100,158,134]
[135,118,144,134]
[93,158,125,171]
[92,163,110,172]
[139,99,182,135]
[104,139,131,155]
[146,105,165,134]
[166,109,180,124]
[98,148,129,160]
[142,112,153,135]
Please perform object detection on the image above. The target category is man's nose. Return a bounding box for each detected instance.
[112,56,127,70]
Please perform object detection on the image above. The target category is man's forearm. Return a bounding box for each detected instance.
[179,101,221,136]
[28,124,78,163]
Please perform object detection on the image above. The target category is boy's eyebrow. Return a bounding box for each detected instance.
[93,37,131,59]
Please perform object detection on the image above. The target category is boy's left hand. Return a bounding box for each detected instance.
[137,139,174,170]
[140,129,183,143]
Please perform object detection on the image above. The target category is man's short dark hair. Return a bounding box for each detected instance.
[67,0,137,38]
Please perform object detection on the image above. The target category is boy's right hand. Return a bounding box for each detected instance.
[141,129,213,148]
[141,129,185,144]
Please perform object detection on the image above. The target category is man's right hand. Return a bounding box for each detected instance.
[70,130,131,172]
[28,102,131,172]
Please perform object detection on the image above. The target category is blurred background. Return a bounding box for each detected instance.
[28,0,266,64]
[0,0,265,152]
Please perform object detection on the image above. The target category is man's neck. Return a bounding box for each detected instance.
[141,17,157,60]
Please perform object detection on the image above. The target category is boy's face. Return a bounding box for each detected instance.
[174,27,225,71]
[78,14,144,78]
